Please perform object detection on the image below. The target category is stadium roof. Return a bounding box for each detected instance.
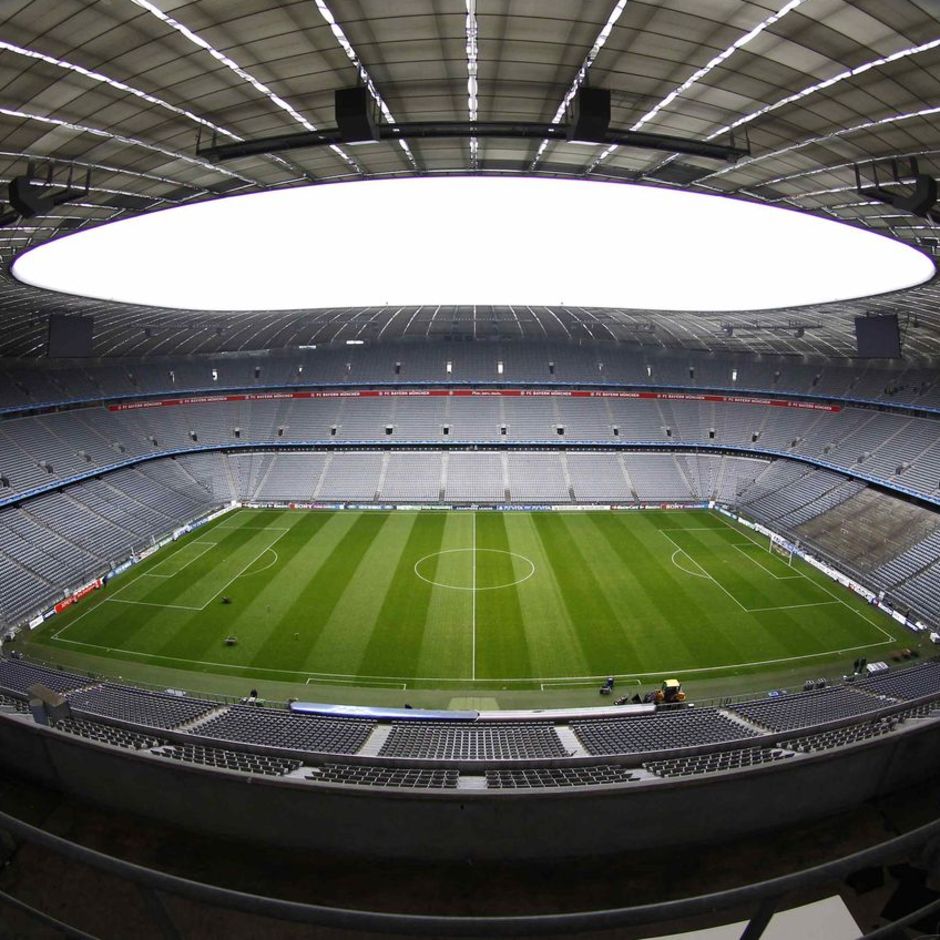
[0,0,938,359]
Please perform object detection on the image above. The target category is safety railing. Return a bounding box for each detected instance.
[0,809,938,938]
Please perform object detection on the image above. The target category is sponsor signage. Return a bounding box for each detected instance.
[108,388,841,412]
[107,560,133,580]
[54,578,102,614]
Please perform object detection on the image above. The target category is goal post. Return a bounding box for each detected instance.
[769,532,794,566]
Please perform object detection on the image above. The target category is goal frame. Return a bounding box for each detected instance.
[769,533,795,566]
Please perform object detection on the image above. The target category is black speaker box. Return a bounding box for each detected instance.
[568,88,611,141]
[335,87,377,142]
[9,176,54,218]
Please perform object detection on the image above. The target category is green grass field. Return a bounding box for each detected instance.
[32,507,913,701]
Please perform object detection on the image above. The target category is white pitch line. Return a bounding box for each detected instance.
[305,676,407,690]
[54,532,208,636]
[51,593,109,638]
[46,638,893,681]
[659,530,749,611]
[212,526,293,531]
[83,530,286,615]
[146,540,216,578]
[657,527,730,532]
[107,536,200,600]
[670,549,709,579]
[748,600,841,612]
[237,548,279,577]
[105,597,204,611]
[51,511,276,639]
[541,678,642,690]
[44,508,896,685]
[732,543,801,580]
[712,512,896,642]
[194,528,291,609]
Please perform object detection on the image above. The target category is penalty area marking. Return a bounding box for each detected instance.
[52,532,216,637]
[659,529,747,611]
[670,549,709,579]
[413,548,536,591]
[657,527,729,532]
[145,540,216,578]
[732,542,801,580]
[238,548,279,577]
[663,531,848,615]
[131,528,288,611]
[57,530,289,628]
[711,512,896,643]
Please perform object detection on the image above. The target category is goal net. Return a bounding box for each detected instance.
[769,533,795,566]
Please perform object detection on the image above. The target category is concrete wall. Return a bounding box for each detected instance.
[2,712,939,861]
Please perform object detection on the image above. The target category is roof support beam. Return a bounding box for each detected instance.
[197,120,748,164]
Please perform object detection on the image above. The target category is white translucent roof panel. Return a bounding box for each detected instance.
[12,177,934,312]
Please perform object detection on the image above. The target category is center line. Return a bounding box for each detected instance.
[471,510,477,680]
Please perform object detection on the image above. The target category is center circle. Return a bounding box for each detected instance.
[413,548,536,591]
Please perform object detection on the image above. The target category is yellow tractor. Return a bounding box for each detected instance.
[654,678,686,704]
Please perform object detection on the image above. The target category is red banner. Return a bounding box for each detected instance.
[54,578,103,614]
[108,389,840,412]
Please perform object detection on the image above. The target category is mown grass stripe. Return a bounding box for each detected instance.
[589,513,718,672]
[162,511,337,666]
[246,512,385,668]
[503,512,589,680]
[357,511,449,679]
[529,513,634,676]
[312,512,423,674]
[474,511,533,681]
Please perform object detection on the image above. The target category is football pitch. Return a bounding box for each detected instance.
[34,507,911,697]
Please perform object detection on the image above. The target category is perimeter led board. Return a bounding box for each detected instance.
[12,178,936,312]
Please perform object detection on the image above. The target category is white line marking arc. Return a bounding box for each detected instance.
[413,548,536,591]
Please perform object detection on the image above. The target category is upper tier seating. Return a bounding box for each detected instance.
[0,392,936,504]
[1,343,938,414]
